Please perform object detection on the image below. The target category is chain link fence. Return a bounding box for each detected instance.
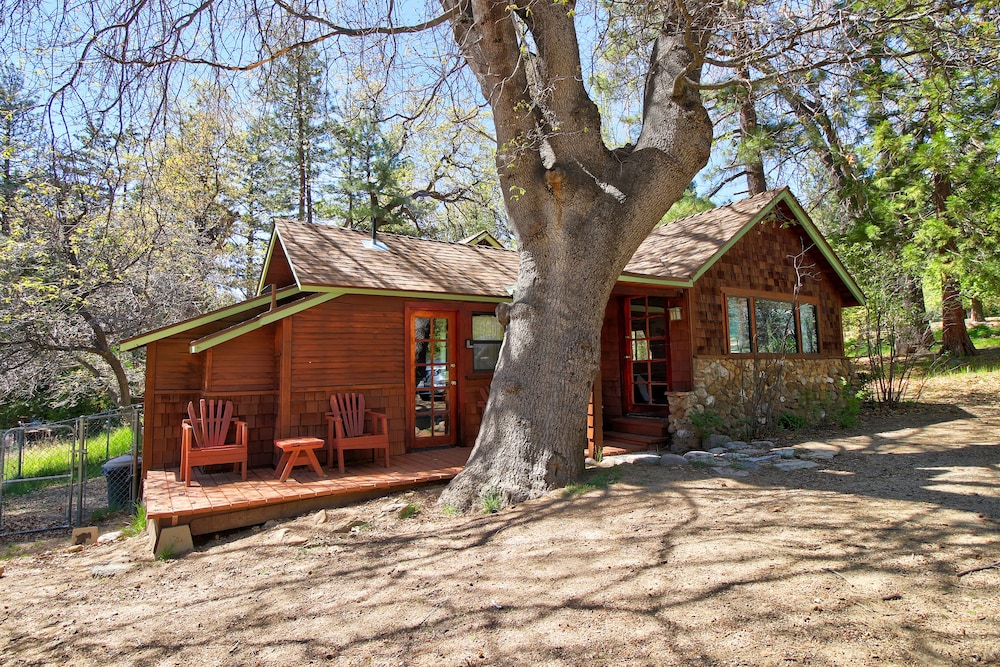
[0,405,143,537]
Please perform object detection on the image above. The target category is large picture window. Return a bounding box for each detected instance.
[471,313,505,371]
[726,295,820,355]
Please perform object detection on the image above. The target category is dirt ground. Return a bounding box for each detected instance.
[1,369,999,667]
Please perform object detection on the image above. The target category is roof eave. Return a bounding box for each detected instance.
[119,285,302,351]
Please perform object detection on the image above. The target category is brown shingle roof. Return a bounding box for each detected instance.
[624,188,785,281]
[274,220,519,298]
[272,186,862,306]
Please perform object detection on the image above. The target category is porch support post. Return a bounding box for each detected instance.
[278,318,293,439]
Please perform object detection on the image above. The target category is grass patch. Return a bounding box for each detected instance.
[481,487,503,514]
[1,543,25,560]
[398,502,421,519]
[563,467,622,496]
[441,503,460,517]
[2,425,135,495]
[124,504,147,537]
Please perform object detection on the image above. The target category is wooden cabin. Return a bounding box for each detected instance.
[124,187,864,483]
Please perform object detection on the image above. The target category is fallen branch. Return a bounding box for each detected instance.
[823,567,853,585]
[957,560,1000,578]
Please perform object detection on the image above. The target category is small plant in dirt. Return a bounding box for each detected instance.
[688,458,716,469]
[690,409,724,440]
[398,503,421,519]
[123,504,147,537]
[777,412,806,431]
[441,503,460,517]
[835,380,862,428]
[89,506,118,523]
[1,543,24,560]
[563,468,622,497]
[481,487,503,514]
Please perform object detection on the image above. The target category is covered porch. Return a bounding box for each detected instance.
[143,446,471,538]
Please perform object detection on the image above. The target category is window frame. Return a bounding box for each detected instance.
[723,289,821,356]
[470,312,505,373]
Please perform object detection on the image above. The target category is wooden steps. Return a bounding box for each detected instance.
[602,415,670,453]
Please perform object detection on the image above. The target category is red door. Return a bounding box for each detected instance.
[409,309,458,448]
[623,296,672,413]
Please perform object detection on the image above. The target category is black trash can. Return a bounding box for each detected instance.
[102,455,136,509]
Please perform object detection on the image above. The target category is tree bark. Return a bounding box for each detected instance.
[438,1,713,510]
[970,297,985,323]
[941,274,975,356]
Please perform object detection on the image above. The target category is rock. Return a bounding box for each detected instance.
[313,509,328,524]
[748,454,782,464]
[708,447,729,455]
[380,502,408,515]
[773,459,821,472]
[585,457,599,466]
[282,533,309,546]
[704,434,732,449]
[727,441,751,450]
[751,440,775,449]
[621,454,663,466]
[332,518,368,533]
[683,450,715,461]
[720,451,749,460]
[659,453,690,467]
[797,447,837,460]
[263,520,280,529]
[714,467,750,478]
[66,545,84,554]
[771,447,796,459]
[97,531,123,544]
[91,563,134,577]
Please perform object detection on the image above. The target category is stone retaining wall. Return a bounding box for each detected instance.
[667,357,854,452]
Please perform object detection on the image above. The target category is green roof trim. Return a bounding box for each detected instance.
[255,225,279,296]
[302,285,512,303]
[120,286,302,351]
[189,291,344,353]
[687,189,865,307]
[616,274,693,288]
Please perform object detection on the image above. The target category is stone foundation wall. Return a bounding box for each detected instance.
[667,357,854,452]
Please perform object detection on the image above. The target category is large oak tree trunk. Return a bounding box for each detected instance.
[439,2,713,510]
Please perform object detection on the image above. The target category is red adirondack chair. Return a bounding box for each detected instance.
[326,393,390,474]
[180,399,248,486]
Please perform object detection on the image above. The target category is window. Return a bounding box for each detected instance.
[800,303,819,354]
[726,295,820,355]
[727,297,752,354]
[755,299,796,354]
[471,313,505,371]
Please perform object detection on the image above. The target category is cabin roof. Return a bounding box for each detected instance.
[624,187,864,306]
[271,221,519,299]
[123,188,863,352]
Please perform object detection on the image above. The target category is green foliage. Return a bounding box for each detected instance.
[1,543,25,560]
[659,184,715,225]
[480,487,503,514]
[441,503,459,518]
[124,503,147,536]
[562,468,622,497]
[777,412,806,431]
[689,409,724,438]
[834,381,862,428]
[398,502,421,519]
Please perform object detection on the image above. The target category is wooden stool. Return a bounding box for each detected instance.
[274,437,325,482]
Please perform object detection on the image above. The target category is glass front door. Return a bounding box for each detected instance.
[624,296,671,413]
[411,310,457,448]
